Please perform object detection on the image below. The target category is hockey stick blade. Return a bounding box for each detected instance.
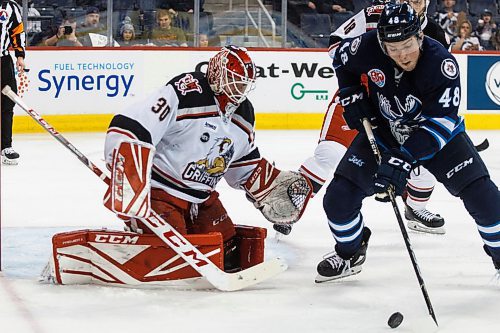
[2,86,288,291]
[475,139,489,153]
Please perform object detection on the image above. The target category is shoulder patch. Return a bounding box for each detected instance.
[368,69,386,87]
[441,59,458,80]
[174,73,203,95]
[350,36,362,55]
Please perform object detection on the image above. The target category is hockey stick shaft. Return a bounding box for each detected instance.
[2,86,286,291]
[362,119,438,326]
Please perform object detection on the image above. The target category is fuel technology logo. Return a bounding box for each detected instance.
[38,62,135,98]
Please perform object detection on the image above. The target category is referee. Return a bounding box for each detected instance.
[1,0,26,165]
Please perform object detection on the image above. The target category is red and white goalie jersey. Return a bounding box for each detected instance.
[105,71,261,204]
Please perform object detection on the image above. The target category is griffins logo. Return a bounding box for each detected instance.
[182,137,235,187]
[175,74,202,96]
[485,61,500,106]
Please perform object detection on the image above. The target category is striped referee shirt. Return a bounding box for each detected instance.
[0,0,25,58]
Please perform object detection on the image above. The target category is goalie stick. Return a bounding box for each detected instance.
[2,86,287,291]
[362,118,438,327]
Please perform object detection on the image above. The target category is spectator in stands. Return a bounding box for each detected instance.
[26,1,41,35]
[157,0,205,13]
[44,16,83,47]
[491,30,500,51]
[474,9,497,50]
[308,0,354,14]
[149,9,188,47]
[451,19,482,51]
[199,33,209,47]
[118,23,141,46]
[77,6,107,46]
[272,1,316,26]
[327,0,354,13]
[434,0,460,40]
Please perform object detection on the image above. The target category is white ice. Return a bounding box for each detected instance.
[1,130,499,333]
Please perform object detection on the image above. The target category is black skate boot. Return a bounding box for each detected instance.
[405,203,445,235]
[483,245,500,274]
[1,147,20,165]
[315,227,371,283]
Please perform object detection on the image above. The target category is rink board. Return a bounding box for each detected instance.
[9,48,500,131]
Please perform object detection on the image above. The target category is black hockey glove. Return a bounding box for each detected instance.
[374,149,414,196]
[338,85,374,131]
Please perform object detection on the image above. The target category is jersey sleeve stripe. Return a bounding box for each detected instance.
[106,128,138,140]
[231,116,254,144]
[421,125,446,149]
[109,115,152,144]
[427,117,455,134]
[229,148,261,168]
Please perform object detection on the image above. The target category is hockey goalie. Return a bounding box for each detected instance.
[43,46,312,287]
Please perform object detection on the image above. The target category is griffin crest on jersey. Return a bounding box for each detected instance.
[182,137,235,186]
[175,74,203,95]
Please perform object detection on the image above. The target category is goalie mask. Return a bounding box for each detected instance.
[207,45,256,122]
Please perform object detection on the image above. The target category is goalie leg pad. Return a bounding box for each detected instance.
[222,225,267,272]
[104,140,155,218]
[235,225,266,270]
[244,158,313,224]
[44,229,225,286]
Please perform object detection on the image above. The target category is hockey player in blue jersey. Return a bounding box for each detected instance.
[316,3,500,282]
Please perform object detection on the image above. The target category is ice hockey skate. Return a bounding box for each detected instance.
[315,227,371,283]
[1,147,19,165]
[405,203,445,235]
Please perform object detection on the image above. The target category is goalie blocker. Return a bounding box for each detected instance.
[41,226,266,287]
[244,158,313,225]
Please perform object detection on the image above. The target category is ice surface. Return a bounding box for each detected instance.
[1,130,499,333]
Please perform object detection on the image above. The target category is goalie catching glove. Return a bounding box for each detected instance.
[104,140,155,219]
[244,158,313,224]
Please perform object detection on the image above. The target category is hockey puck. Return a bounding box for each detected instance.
[273,223,293,236]
[388,312,403,329]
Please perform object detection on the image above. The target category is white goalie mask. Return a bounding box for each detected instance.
[207,45,256,121]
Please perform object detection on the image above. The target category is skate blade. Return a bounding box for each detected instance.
[407,220,446,235]
[314,266,362,283]
[1,157,19,165]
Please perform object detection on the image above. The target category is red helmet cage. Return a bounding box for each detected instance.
[207,46,256,112]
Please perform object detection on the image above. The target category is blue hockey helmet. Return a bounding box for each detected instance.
[377,3,421,43]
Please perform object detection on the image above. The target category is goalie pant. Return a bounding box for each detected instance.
[323,132,500,268]
[44,226,266,286]
[299,88,439,210]
[128,189,255,272]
